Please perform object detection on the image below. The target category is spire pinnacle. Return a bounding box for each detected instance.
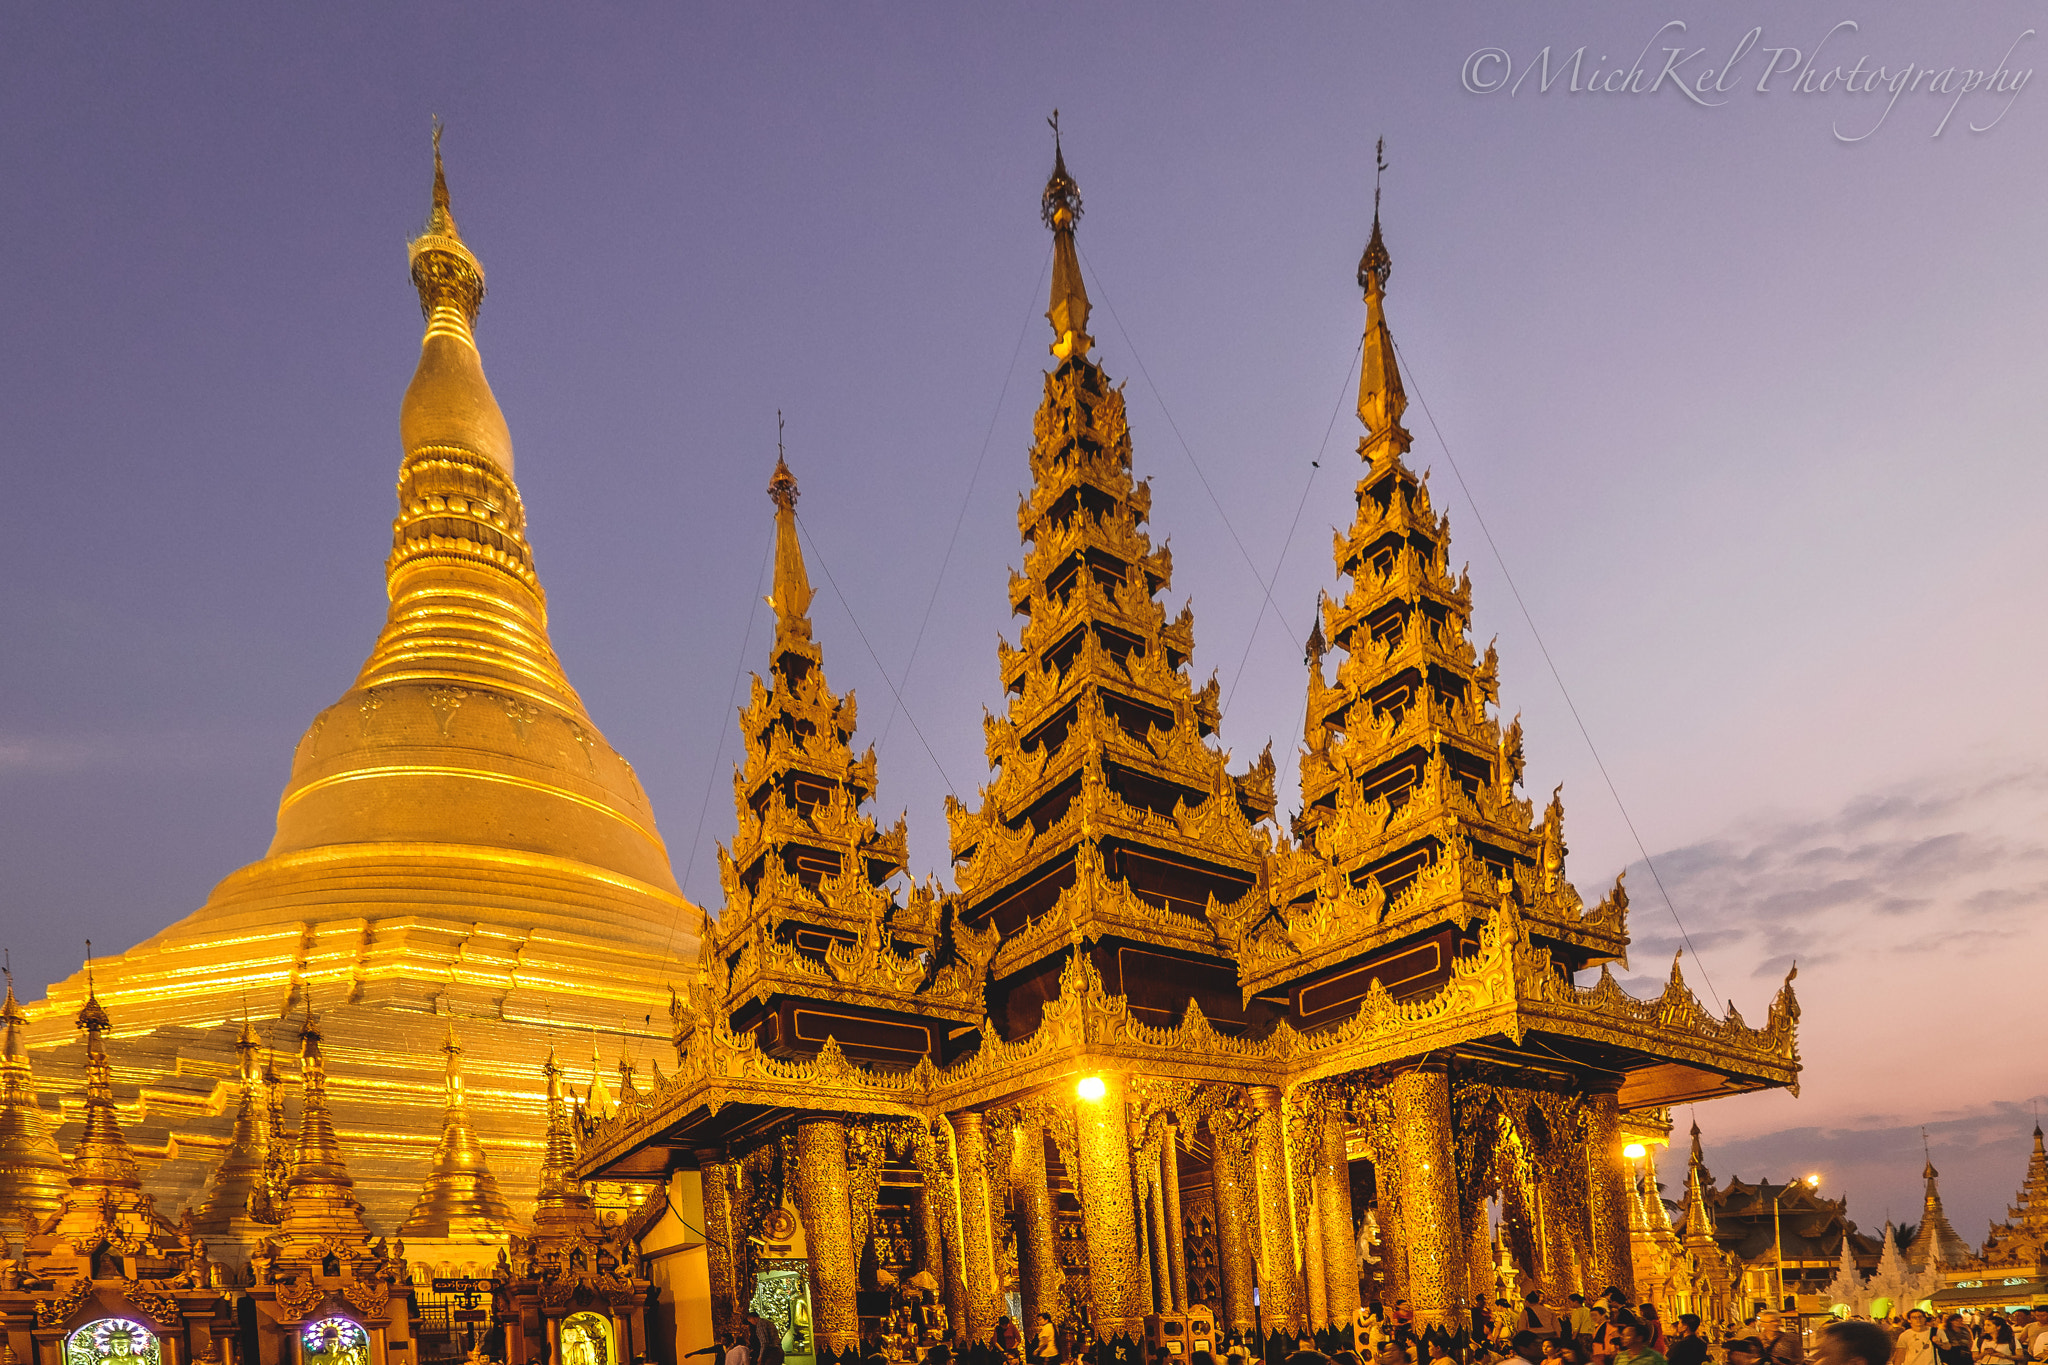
[410,118,484,324]
[1042,112,1093,361]
[766,423,814,643]
[1355,138,1408,448]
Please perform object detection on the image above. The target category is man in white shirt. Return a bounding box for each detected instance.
[725,1335,749,1365]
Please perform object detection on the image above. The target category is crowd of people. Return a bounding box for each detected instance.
[692,1297,2048,1365]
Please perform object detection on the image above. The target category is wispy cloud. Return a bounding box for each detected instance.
[1627,761,2048,1238]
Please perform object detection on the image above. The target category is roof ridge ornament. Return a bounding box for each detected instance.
[1042,111,1092,360]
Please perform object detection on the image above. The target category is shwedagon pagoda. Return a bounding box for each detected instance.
[3,131,2043,1365]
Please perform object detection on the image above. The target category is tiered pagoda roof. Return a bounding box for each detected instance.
[709,456,996,1067]
[944,138,1278,1042]
[1978,1125,2048,1271]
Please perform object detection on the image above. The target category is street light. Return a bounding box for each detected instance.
[1774,1174,1822,1313]
[1623,1143,1647,1160]
[1077,1075,1106,1102]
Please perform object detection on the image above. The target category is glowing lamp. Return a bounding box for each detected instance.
[1077,1075,1107,1102]
[1623,1143,1647,1160]
[1805,1174,1821,1187]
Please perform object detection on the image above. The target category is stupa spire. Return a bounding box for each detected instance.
[0,969,68,1227]
[945,128,1274,1026]
[45,985,181,1249]
[1680,1122,1717,1245]
[710,446,957,1058]
[275,1008,373,1252]
[1252,149,1630,998]
[1356,138,1408,449]
[1043,112,1092,361]
[766,424,815,640]
[1905,1152,1970,1270]
[530,1047,598,1243]
[398,1022,521,1239]
[192,1015,281,1238]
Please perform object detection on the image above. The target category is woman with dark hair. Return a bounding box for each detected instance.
[1977,1318,2020,1365]
[1934,1316,1974,1365]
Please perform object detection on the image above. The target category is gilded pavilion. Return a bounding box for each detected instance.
[574,140,1801,1356]
[2,132,1806,1365]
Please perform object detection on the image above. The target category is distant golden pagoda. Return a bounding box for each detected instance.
[19,130,703,1231]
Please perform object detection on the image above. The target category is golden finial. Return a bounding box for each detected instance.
[409,118,485,324]
[1042,111,1092,361]
[765,421,814,639]
[1355,137,1408,446]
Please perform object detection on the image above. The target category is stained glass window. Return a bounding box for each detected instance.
[301,1317,371,1365]
[560,1313,612,1365]
[65,1319,160,1365]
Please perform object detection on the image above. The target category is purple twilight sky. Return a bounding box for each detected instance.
[1,5,2043,1240]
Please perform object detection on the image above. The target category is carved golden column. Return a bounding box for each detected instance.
[1468,1206,1498,1310]
[1013,1112,1062,1333]
[796,1117,859,1353]
[1209,1111,1259,1336]
[1304,1180,1329,1328]
[1146,1164,1173,1313]
[1536,1156,1578,1301]
[1582,1091,1635,1300]
[1075,1071,1147,1340]
[1162,1122,1188,1312]
[1390,1067,1462,1334]
[1250,1085,1306,1333]
[697,1149,742,1344]
[1376,1153,1409,1310]
[948,1111,1005,1343]
[1316,1105,1361,1329]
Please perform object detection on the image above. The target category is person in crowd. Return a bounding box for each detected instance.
[1613,1320,1664,1365]
[1812,1322,1892,1365]
[1567,1299,1596,1348]
[997,1318,1023,1358]
[1193,1351,1218,1365]
[1665,1315,1707,1365]
[1522,1294,1560,1343]
[1725,1336,1768,1365]
[1978,1319,2020,1365]
[1586,1308,1617,1364]
[1506,1333,1544,1365]
[1933,1315,1974,1365]
[1637,1307,1667,1354]
[1755,1313,1803,1365]
[1898,1310,1940,1365]
[1032,1313,1058,1365]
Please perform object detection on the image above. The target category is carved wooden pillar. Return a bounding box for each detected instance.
[1316,1105,1361,1329]
[1390,1067,1462,1334]
[1376,1151,1409,1310]
[1467,1205,1498,1312]
[1582,1091,1635,1301]
[1013,1112,1062,1334]
[697,1148,742,1344]
[795,1117,858,1353]
[1250,1084,1306,1333]
[1162,1122,1188,1313]
[1209,1111,1260,1337]
[948,1111,1005,1342]
[1075,1072,1146,1340]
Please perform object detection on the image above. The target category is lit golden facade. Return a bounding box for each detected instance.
[18,131,703,1235]
[578,140,1801,1358]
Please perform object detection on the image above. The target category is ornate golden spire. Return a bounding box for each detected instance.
[530,1047,599,1244]
[398,1023,522,1240]
[711,448,966,1061]
[275,1009,373,1253]
[1355,139,1407,447]
[1250,156,1628,1000]
[945,135,1274,1020]
[1680,1122,1717,1246]
[192,1016,280,1239]
[1905,1155,1970,1269]
[1043,113,1092,361]
[0,972,67,1228]
[766,438,815,640]
[44,988,181,1250]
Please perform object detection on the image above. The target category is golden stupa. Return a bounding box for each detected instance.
[19,130,703,1234]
